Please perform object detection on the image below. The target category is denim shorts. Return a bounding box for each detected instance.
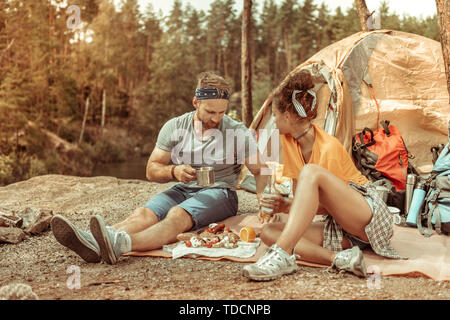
[143,184,238,230]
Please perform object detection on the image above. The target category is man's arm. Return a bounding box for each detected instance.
[146,146,175,183]
[146,146,196,183]
[244,151,269,200]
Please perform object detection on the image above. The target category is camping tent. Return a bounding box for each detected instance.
[240,30,449,192]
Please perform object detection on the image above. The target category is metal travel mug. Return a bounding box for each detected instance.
[404,174,417,216]
[196,167,215,187]
[406,178,427,227]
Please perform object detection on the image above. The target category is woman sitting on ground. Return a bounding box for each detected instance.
[242,70,403,281]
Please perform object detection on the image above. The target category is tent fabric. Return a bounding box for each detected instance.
[248,30,449,179]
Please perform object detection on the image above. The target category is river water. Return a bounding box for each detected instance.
[92,156,149,181]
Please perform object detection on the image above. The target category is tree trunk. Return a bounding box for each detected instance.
[0,39,14,65]
[241,0,253,127]
[283,32,292,72]
[266,40,271,78]
[355,0,371,31]
[101,89,106,129]
[435,0,450,103]
[79,97,90,145]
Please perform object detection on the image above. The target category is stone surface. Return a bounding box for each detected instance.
[0,227,26,244]
[25,210,53,235]
[0,174,448,300]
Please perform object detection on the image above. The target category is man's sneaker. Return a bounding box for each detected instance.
[51,215,101,263]
[89,215,131,265]
[242,244,299,281]
[331,246,367,278]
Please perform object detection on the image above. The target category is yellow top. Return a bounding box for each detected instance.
[280,124,369,185]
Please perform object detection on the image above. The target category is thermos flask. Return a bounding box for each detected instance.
[404,174,417,216]
[406,178,427,227]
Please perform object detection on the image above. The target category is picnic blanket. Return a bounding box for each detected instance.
[125,214,450,281]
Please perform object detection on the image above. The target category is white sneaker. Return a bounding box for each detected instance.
[90,215,131,265]
[51,215,101,263]
[242,244,299,281]
[331,246,367,278]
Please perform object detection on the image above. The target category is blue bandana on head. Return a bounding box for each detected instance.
[195,88,230,100]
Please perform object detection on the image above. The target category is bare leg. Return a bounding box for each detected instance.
[129,206,194,251]
[276,164,372,258]
[261,221,352,265]
[112,207,159,235]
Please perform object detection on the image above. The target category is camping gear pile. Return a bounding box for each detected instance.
[410,125,450,237]
[239,30,449,237]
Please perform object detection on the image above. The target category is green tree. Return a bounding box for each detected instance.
[144,0,197,135]
[258,0,279,82]
[343,4,361,37]
[327,6,347,43]
[378,1,401,30]
[205,0,240,82]
[184,5,207,71]
[294,0,318,64]
[277,0,299,73]
[316,2,332,50]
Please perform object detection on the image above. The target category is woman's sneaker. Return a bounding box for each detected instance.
[242,244,299,281]
[89,215,131,265]
[51,215,101,263]
[331,246,367,278]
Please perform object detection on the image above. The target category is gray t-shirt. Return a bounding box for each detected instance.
[156,111,258,190]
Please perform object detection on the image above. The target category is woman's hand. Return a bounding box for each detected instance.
[259,194,290,214]
[258,193,288,224]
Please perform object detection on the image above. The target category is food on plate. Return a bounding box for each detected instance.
[176,232,198,242]
[206,223,225,234]
[176,223,241,249]
[239,226,256,242]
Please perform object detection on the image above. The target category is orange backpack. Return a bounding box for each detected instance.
[352,120,416,191]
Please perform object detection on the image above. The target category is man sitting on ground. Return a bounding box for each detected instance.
[51,71,268,264]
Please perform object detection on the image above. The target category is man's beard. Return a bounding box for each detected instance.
[196,112,219,130]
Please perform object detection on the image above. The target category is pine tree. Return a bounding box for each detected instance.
[343,4,362,37]
[316,2,331,50]
[184,5,207,71]
[259,0,279,81]
[277,0,299,73]
[294,0,318,64]
[378,1,401,30]
[147,0,196,125]
[327,6,347,42]
[206,0,239,80]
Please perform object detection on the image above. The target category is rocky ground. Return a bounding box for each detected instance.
[0,175,449,300]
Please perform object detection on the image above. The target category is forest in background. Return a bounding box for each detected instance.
[0,0,441,185]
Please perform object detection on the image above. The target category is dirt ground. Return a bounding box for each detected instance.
[0,175,449,300]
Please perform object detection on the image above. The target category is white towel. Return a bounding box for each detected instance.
[165,239,261,260]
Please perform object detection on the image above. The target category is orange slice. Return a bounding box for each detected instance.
[240,226,256,242]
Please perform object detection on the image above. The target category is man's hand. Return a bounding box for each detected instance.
[147,147,197,183]
[173,164,196,183]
